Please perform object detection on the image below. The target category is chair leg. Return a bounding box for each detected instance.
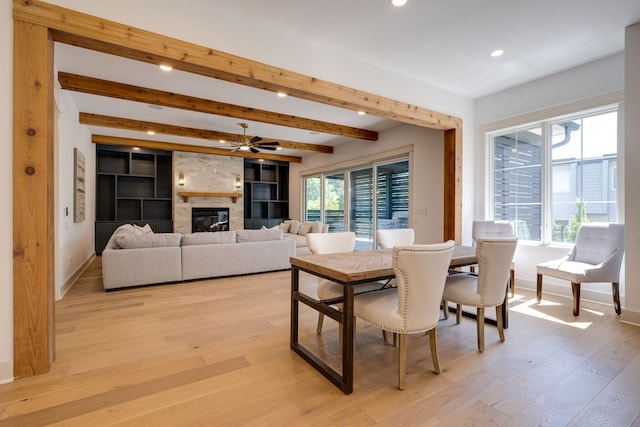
[316,313,324,334]
[455,304,462,324]
[428,328,440,374]
[536,274,543,303]
[612,282,621,315]
[495,305,505,342]
[571,282,581,316]
[477,307,485,352]
[398,333,407,390]
[442,299,449,319]
[510,267,515,297]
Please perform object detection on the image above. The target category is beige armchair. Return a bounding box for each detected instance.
[442,238,518,352]
[376,228,415,249]
[307,232,386,335]
[353,241,455,389]
[536,223,625,316]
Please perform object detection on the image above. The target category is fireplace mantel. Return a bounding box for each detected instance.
[177,191,243,203]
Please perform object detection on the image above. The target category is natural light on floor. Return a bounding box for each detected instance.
[509,294,602,329]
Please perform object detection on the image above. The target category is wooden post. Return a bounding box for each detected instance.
[13,20,55,378]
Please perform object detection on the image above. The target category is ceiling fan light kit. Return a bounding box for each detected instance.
[230,123,280,153]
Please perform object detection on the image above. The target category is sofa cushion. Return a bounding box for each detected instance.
[115,233,182,249]
[303,221,323,234]
[181,231,236,246]
[285,234,309,248]
[284,220,301,235]
[236,229,284,243]
[298,224,312,236]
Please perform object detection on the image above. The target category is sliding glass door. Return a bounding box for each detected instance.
[349,168,373,250]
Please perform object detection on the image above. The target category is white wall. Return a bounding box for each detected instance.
[294,124,447,244]
[54,84,95,300]
[623,22,640,325]
[475,53,633,313]
[0,1,13,383]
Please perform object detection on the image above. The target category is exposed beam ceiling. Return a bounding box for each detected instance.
[59,73,377,141]
[79,113,334,154]
[91,135,302,163]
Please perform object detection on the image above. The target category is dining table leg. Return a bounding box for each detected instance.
[342,285,355,395]
[290,266,299,348]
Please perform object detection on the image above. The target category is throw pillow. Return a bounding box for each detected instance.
[298,224,312,236]
[134,224,153,234]
[279,222,291,233]
[285,220,301,235]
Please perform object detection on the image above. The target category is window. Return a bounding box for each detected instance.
[302,158,409,250]
[490,107,618,244]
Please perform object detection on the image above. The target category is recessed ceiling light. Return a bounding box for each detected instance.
[219,139,226,143]
[276,147,282,150]
[146,130,155,135]
[391,0,407,6]
[358,111,366,115]
[277,92,287,98]
[159,64,173,72]
[490,49,504,58]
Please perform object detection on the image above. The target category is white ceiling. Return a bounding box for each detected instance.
[53,0,640,158]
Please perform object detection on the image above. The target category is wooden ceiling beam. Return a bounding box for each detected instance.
[91,135,303,163]
[59,73,377,141]
[79,113,334,154]
[14,0,461,131]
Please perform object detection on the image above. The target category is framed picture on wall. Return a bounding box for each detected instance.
[74,147,86,223]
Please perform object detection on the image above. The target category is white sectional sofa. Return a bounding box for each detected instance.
[279,220,329,256]
[101,224,296,290]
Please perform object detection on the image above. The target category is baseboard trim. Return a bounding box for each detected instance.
[620,309,640,327]
[0,359,14,384]
[59,253,96,300]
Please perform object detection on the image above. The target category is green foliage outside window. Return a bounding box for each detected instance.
[552,198,589,243]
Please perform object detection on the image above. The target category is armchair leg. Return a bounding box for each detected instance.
[455,304,462,324]
[510,267,515,297]
[477,307,485,352]
[612,282,621,315]
[495,305,505,342]
[398,334,407,390]
[536,274,543,303]
[442,299,449,319]
[428,328,440,374]
[571,282,581,316]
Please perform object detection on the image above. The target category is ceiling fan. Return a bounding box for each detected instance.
[230,123,280,153]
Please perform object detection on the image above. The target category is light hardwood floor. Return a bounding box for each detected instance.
[1,258,639,426]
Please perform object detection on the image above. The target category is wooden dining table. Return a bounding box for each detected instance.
[289,245,507,395]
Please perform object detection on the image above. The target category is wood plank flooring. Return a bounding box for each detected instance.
[1,257,639,426]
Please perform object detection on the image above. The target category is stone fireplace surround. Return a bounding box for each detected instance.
[173,152,244,234]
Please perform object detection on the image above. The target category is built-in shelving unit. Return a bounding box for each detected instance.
[95,144,173,254]
[243,159,289,229]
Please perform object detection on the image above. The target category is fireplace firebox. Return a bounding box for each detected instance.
[192,207,230,232]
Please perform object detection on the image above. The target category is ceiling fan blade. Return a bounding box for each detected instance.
[256,141,279,146]
[259,146,277,151]
[249,136,262,144]
[249,147,260,154]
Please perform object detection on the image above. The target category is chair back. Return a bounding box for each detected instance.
[475,238,518,306]
[394,241,455,332]
[377,228,415,249]
[571,223,624,265]
[307,231,356,255]
[472,220,515,245]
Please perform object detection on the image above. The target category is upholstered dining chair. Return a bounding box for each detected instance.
[442,238,518,353]
[353,241,455,389]
[471,220,516,297]
[307,232,385,335]
[536,223,625,316]
[376,228,415,249]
